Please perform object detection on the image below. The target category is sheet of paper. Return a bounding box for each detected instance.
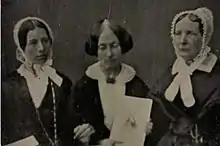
[5,135,39,146]
[110,96,153,146]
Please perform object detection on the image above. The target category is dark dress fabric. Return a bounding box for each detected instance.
[148,60,220,146]
[72,74,150,145]
[1,71,80,146]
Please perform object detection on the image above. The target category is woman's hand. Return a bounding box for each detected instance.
[145,120,153,135]
[99,139,123,146]
[73,123,95,144]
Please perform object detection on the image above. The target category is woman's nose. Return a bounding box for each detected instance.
[106,47,113,57]
[37,41,45,52]
[180,34,187,44]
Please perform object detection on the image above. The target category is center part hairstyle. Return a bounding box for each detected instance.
[85,19,133,56]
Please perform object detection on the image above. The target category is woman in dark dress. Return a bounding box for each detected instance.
[149,7,220,146]
[72,19,153,146]
[1,17,81,146]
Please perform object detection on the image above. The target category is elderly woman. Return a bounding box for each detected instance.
[1,17,84,146]
[72,19,153,145]
[149,7,220,146]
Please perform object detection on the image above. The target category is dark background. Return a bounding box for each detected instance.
[2,0,220,87]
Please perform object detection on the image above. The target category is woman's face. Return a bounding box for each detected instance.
[98,26,121,69]
[24,27,51,65]
[173,16,202,61]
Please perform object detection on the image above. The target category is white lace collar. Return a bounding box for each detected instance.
[86,62,136,83]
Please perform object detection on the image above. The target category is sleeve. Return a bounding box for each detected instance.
[145,74,173,146]
[208,104,220,146]
[1,81,10,145]
[156,132,173,146]
[72,76,110,145]
[56,75,82,146]
[199,87,220,146]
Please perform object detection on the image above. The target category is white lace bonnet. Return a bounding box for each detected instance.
[13,17,54,63]
[170,7,213,50]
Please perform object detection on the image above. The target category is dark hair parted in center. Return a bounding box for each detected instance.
[18,20,52,50]
[85,19,133,56]
[174,13,204,35]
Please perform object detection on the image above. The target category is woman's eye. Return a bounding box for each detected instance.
[98,45,106,50]
[42,38,50,44]
[111,43,119,48]
[191,32,198,36]
[174,31,181,36]
[186,31,198,37]
[29,40,38,45]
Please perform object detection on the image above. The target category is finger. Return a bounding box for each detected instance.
[100,139,113,146]
[79,125,95,140]
[74,123,89,133]
[147,122,153,128]
[74,124,89,139]
[145,122,153,134]
[80,137,90,144]
[112,140,124,146]
[74,126,88,139]
[73,125,81,134]
[114,141,124,144]
[78,126,94,139]
[146,121,153,128]
[74,125,85,138]
[145,127,153,135]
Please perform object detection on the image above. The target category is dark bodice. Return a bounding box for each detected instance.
[1,71,73,146]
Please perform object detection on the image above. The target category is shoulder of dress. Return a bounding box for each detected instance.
[3,71,24,84]
[130,76,149,89]
[55,71,72,87]
[211,58,220,74]
[74,74,97,88]
[2,71,26,98]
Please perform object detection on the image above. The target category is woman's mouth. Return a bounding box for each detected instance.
[36,54,47,60]
[179,47,190,52]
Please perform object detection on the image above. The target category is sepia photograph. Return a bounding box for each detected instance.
[1,0,220,145]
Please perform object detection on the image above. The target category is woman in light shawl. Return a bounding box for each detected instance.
[1,17,84,146]
[148,7,220,146]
